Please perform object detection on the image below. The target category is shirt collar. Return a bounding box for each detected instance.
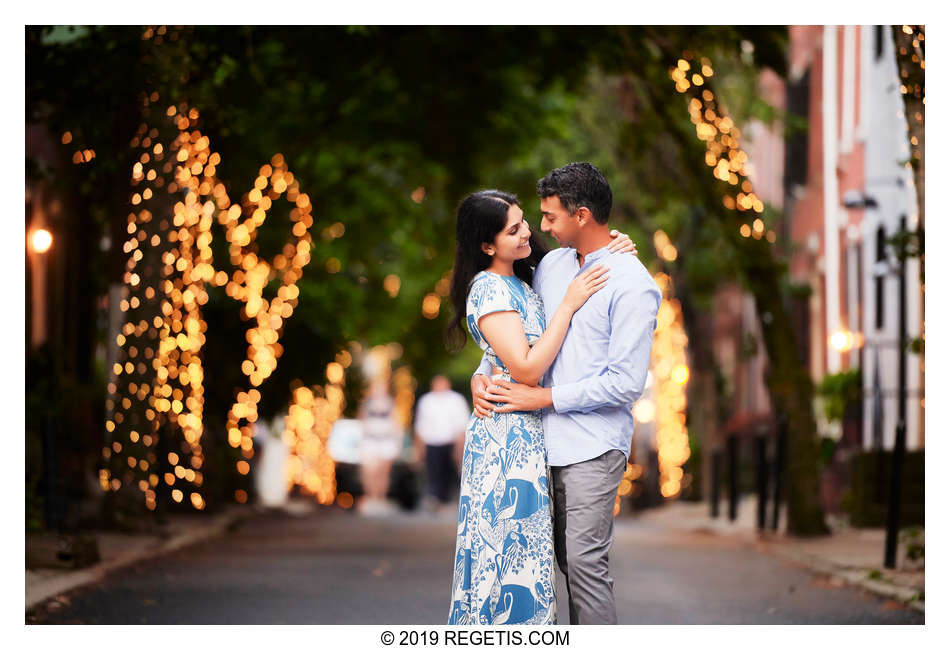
[577,245,612,267]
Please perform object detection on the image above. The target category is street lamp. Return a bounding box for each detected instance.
[29,228,53,254]
[829,329,853,352]
[873,218,909,570]
[829,328,865,353]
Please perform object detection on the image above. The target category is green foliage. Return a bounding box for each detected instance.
[29,26,778,398]
[29,26,816,522]
[901,526,924,563]
[816,369,862,423]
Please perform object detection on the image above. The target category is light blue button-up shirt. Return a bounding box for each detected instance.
[476,245,661,467]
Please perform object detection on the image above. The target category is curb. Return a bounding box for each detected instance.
[26,507,254,611]
[761,542,925,614]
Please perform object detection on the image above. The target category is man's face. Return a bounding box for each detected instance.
[539,195,580,248]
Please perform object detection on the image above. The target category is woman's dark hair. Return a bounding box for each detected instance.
[445,189,548,350]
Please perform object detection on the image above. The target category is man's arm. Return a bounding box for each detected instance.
[552,282,661,413]
[472,353,493,378]
[470,353,495,418]
[489,281,660,414]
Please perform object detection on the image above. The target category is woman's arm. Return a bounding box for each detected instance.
[476,265,608,386]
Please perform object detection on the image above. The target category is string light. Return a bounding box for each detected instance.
[222,151,316,478]
[673,55,771,242]
[281,379,340,505]
[102,84,317,509]
[102,98,212,509]
[615,268,691,513]
[650,272,691,499]
[383,274,401,298]
[420,269,452,318]
[421,293,441,319]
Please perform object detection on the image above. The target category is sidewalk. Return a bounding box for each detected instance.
[25,503,263,610]
[635,499,925,614]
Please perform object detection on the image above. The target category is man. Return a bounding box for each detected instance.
[472,162,661,624]
[414,375,471,511]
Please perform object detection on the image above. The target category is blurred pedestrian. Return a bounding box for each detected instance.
[414,375,470,512]
[252,414,289,508]
[357,378,402,516]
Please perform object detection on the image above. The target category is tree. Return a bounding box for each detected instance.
[485,26,828,534]
[27,26,828,532]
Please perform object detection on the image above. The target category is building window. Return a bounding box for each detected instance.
[784,67,809,191]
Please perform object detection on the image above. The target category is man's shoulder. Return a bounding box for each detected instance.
[607,253,657,287]
[607,254,662,297]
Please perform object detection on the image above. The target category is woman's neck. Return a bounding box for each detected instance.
[486,259,515,276]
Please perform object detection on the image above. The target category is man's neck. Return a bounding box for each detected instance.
[574,227,613,267]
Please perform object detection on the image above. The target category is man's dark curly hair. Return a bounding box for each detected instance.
[536,162,612,225]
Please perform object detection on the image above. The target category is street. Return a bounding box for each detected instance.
[26,505,923,625]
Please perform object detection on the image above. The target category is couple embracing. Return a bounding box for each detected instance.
[446,163,662,625]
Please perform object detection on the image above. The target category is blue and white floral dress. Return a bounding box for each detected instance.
[448,271,556,625]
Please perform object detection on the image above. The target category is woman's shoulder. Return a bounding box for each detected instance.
[467,271,517,312]
[469,270,508,295]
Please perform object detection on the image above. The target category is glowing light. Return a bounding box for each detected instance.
[422,293,441,319]
[281,362,344,505]
[678,53,775,243]
[383,274,401,298]
[103,98,317,510]
[640,272,692,499]
[326,362,344,384]
[633,399,656,423]
[829,329,855,352]
[671,364,689,385]
[29,229,53,254]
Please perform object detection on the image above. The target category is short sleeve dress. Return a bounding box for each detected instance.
[447,271,556,625]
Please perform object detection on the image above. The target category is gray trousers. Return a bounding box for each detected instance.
[550,450,626,624]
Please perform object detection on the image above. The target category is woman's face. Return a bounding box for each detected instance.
[488,203,531,263]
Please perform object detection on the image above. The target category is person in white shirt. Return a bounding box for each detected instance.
[414,375,470,507]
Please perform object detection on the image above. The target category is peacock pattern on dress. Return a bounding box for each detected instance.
[448,271,556,625]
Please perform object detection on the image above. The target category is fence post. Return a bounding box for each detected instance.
[756,435,768,530]
[727,435,738,522]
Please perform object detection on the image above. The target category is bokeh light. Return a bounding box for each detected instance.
[29,229,53,254]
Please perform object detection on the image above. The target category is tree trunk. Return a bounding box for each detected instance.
[654,69,829,535]
[742,243,829,535]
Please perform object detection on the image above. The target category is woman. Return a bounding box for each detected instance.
[357,378,402,516]
[445,190,634,625]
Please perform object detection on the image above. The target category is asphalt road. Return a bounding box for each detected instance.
[27,506,924,625]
